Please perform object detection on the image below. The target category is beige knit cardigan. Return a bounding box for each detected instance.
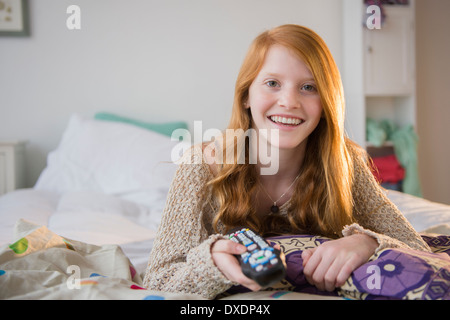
[143,146,430,299]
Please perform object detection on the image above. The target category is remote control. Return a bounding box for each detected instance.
[227,227,285,287]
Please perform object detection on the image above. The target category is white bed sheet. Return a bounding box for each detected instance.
[0,189,59,246]
[386,190,450,234]
[0,188,160,275]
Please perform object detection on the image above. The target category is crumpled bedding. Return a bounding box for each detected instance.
[0,220,201,300]
[0,219,339,300]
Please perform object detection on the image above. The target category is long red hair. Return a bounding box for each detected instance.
[209,24,356,238]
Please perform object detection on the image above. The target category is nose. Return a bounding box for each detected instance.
[278,87,300,110]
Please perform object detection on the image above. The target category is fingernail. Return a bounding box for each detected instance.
[237,244,247,253]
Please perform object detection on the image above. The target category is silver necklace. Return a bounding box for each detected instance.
[259,173,300,213]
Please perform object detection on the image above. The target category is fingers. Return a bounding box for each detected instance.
[322,259,342,291]
[335,253,366,288]
[302,246,349,292]
[301,248,315,266]
[302,243,364,292]
[234,272,262,292]
[211,240,261,291]
[211,239,246,255]
[303,248,329,291]
[272,243,286,267]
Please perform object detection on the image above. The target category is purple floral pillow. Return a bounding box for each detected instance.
[271,234,450,300]
[341,234,450,300]
[227,234,450,300]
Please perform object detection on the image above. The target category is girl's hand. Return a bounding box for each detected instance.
[301,234,378,292]
[211,239,262,291]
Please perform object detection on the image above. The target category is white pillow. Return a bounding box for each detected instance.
[34,114,181,208]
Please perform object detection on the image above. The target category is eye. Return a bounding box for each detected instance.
[265,80,280,88]
[301,84,317,92]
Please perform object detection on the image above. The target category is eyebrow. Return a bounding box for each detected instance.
[261,72,315,82]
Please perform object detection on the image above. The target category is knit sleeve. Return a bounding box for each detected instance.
[342,147,431,253]
[142,146,235,299]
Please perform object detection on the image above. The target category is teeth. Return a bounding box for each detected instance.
[270,116,303,125]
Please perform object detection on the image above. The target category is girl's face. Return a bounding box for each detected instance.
[247,45,323,151]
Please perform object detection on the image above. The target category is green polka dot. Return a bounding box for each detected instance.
[9,237,28,254]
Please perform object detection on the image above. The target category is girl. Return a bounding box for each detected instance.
[143,24,430,298]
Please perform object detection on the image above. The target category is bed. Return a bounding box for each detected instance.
[1,113,449,300]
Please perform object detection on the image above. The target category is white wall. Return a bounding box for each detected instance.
[341,0,365,147]
[0,0,344,187]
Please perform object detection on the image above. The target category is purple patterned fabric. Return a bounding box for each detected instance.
[351,250,434,299]
[226,234,450,300]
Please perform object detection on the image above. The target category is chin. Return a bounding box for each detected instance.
[268,138,307,151]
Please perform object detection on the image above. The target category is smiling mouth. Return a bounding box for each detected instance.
[268,115,304,126]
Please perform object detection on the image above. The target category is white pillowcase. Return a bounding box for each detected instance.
[34,114,181,209]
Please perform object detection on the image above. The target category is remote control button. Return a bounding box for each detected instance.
[247,230,256,237]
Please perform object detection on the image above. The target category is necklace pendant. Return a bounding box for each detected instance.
[270,204,279,213]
